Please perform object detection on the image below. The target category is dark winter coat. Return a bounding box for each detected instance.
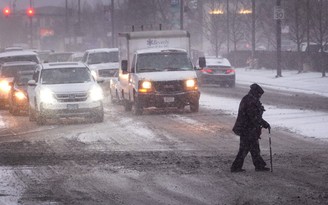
[232,85,269,139]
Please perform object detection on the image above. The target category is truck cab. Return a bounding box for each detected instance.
[118,30,200,115]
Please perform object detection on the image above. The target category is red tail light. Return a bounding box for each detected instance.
[201,68,213,73]
[226,69,235,74]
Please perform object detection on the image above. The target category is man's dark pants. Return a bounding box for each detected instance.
[231,135,266,170]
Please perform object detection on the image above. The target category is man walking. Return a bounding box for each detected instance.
[231,83,271,172]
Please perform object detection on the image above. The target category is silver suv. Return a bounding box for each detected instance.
[27,62,104,125]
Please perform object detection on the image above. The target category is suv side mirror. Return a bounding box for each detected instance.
[121,60,128,73]
[198,57,206,68]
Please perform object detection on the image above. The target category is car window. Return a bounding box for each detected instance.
[41,67,93,84]
[0,55,40,64]
[0,65,37,78]
[88,52,118,64]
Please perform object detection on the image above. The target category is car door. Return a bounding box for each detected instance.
[27,67,40,110]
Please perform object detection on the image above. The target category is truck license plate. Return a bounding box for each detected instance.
[67,104,78,110]
[164,97,174,103]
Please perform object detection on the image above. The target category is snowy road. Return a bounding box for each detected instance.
[0,81,327,204]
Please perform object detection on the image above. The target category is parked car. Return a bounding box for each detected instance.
[0,61,38,108]
[27,62,104,125]
[8,70,34,115]
[197,56,235,87]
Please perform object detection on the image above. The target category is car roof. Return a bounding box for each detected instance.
[85,48,118,53]
[0,50,38,58]
[1,61,38,67]
[41,62,87,70]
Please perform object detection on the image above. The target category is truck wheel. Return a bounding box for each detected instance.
[190,100,199,112]
[133,97,143,115]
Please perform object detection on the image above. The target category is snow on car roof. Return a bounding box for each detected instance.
[42,62,86,69]
[0,50,38,58]
[136,48,187,54]
[85,48,118,53]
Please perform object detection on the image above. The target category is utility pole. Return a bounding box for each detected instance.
[111,0,115,47]
[276,0,282,77]
[29,0,33,48]
[251,0,255,69]
[180,0,184,30]
[65,0,68,50]
[226,0,230,54]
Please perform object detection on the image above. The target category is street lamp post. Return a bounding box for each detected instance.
[251,0,255,69]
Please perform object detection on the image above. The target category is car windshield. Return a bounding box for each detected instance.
[88,52,118,64]
[0,65,37,77]
[0,55,39,64]
[136,52,193,73]
[47,53,73,62]
[41,67,92,84]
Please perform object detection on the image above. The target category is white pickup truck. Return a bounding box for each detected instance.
[117,30,203,115]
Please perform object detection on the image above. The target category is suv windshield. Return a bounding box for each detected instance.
[88,52,118,64]
[136,52,193,73]
[16,73,34,86]
[41,67,92,84]
[0,65,37,77]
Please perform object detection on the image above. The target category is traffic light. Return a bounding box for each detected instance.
[26,7,35,17]
[3,7,11,17]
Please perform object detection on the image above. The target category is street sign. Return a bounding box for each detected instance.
[274,6,284,20]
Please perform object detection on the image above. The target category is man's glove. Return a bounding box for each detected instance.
[262,120,271,129]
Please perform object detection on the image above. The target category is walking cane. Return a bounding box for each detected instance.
[269,128,273,172]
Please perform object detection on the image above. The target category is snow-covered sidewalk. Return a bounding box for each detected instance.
[200,68,328,140]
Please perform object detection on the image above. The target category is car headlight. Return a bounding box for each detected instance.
[185,79,198,90]
[89,86,103,101]
[138,81,153,93]
[0,80,11,93]
[14,91,27,100]
[40,88,56,103]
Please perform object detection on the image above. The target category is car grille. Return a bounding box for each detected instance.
[153,80,184,94]
[55,92,88,102]
[98,69,117,77]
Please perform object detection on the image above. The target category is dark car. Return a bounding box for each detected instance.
[197,56,236,87]
[45,52,74,63]
[0,61,38,108]
[8,70,34,115]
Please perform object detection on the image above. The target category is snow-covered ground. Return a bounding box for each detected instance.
[201,68,328,140]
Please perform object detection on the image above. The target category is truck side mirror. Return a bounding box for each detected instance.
[198,57,206,68]
[121,60,128,73]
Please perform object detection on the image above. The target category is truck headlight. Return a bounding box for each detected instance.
[40,88,56,103]
[89,86,103,101]
[185,79,198,90]
[139,81,153,93]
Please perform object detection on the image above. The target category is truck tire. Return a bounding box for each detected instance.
[190,100,199,112]
[133,97,143,115]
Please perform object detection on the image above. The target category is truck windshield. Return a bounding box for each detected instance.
[136,52,193,73]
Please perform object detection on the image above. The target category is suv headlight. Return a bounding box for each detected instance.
[14,91,27,100]
[40,88,56,103]
[89,86,103,101]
